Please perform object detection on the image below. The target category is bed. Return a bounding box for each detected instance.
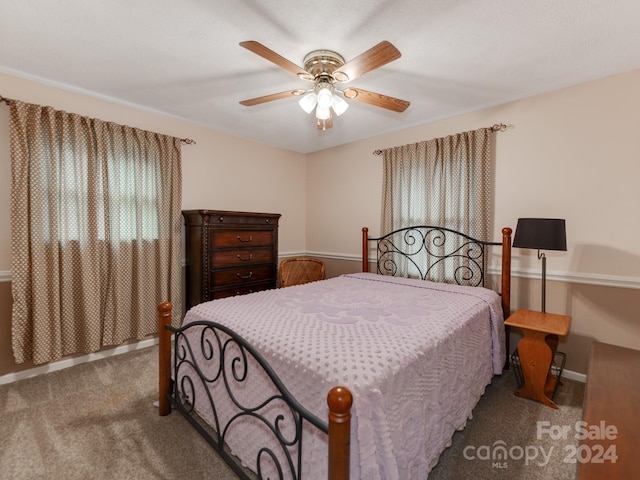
[158,225,513,480]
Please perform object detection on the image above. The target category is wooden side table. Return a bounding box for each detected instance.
[505,309,571,409]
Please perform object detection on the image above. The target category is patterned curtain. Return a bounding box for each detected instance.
[10,100,182,365]
[379,128,493,280]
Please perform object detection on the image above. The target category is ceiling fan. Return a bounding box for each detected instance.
[239,40,410,131]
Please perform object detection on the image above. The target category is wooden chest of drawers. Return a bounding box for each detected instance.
[182,210,281,309]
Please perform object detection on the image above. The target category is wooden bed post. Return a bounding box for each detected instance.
[362,227,369,272]
[158,301,173,416]
[327,386,353,480]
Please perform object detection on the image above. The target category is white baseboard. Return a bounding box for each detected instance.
[0,337,159,386]
[1,335,586,389]
[507,363,586,384]
[560,368,587,383]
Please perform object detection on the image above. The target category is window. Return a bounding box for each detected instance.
[379,128,493,281]
[10,100,182,365]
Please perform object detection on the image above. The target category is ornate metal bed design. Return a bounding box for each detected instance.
[158,226,512,480]
[362,226,512,315]
[158,307,353,480]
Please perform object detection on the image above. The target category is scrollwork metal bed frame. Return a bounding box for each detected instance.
[158,309,352,480]
[362,226,512,316]
[158,226,512,480]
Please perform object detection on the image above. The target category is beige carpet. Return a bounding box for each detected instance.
[0,345,584,479]
[428,367,584,479]
[0,346,239,480]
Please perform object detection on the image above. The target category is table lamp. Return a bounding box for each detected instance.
[513,218,567,313]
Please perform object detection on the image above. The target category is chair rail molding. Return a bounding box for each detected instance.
[4,260,640,289]
[501,265,640,290]
[305,252,640,290]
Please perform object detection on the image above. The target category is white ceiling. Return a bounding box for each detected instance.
[2,0,640,153]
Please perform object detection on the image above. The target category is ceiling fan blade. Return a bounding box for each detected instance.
[333,41,401,82]
[239,90,304,106]
[343,88,410,112]
[240,41,313,80]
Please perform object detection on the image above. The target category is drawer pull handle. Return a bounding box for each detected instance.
[237,272,253,280]
[237,235,253,242]
[237,253,253,261]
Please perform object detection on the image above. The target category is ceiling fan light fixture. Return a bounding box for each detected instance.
[316,86,333,109]
[331,94,349,116]
[315,106,331,120]
[298,92,317,114]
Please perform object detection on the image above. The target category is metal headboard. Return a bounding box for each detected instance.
[364,226,499,287]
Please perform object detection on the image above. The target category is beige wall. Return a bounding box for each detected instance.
[306,69,640,374]
[2,68,640,378]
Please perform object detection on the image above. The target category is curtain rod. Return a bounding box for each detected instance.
[372,122,508,155]
[0,94,196,144]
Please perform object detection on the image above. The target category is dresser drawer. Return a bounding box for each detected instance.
[210,229,274,248]
[211,282,272,300]
[210,264,273,287]
[210,247,273,267]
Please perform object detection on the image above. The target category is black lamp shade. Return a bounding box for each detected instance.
[513,218,567,251]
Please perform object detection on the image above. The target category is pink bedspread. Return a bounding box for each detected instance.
[180,272,505,479]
